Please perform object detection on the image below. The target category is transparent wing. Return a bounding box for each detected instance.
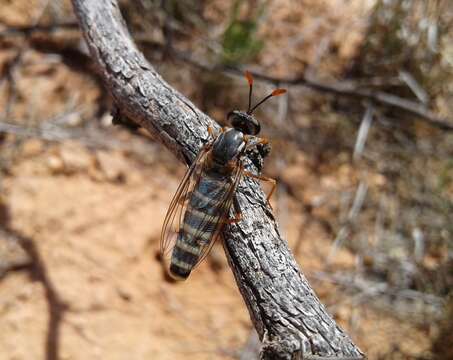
[160,145,211,258]
[191,161,244,268]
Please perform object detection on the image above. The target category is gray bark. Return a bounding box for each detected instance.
[71,1,365,359]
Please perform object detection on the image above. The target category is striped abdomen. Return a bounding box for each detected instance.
[170,171,229,280]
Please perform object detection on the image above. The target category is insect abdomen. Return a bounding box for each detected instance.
[169,173,227,280]
[169,240,203,280]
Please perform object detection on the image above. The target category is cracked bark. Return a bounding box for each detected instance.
[71,1,365,359]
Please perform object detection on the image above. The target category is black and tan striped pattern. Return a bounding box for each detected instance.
[169,172,230,280]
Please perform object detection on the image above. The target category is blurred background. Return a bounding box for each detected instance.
[0,0,452,359]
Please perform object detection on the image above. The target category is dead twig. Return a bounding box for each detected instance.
[328,181,368,262]
[0,120,161,162]
[353,105,374,161]
[0,22,79,37]
[2,18,450,132]
[311,271,445,323]
[165,50,453,132]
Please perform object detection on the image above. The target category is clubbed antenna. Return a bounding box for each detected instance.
[245,71,254,113]
[248,88,287,114]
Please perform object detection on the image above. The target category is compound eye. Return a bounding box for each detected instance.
[252,121,260,135]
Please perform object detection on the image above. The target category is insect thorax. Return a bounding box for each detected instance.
[211,128,245,166]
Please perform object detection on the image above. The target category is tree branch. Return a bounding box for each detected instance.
[0,21,79,37]
[71,1,365,358]
[2,19,449,132]
[169,51,453,132]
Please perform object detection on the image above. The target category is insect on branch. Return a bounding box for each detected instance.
[160,72,285,281]
[71,0,365,359]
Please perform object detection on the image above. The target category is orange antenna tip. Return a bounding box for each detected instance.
[245,71,254,86]
[272,88,287,96]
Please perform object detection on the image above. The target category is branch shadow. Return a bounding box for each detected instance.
[0,202,68,360]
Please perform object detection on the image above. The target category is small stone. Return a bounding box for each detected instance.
[95,151,126,182]
[100,112,112,127]
[65,112,83,127]
[46,155,65,174]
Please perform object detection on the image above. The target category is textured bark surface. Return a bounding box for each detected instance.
[71,1,365,359]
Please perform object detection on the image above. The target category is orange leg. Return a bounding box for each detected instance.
[243,171,277,204]
[226,195,242,224]
[207,125,215,138]
[244,136,269,151]
[226,211,242,224]
[207,125,225,140]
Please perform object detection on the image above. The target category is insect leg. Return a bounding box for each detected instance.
[207,125,216,138]
[244,136,269,151]
[227,195,242,224]
[178,190,192,205]
[207,125,226,140]
[243,171,277,203]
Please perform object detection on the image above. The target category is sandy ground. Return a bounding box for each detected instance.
[0,0,438,358]
[0,140,431,359]
[2,142,251,359]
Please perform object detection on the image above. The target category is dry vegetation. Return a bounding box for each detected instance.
[0,0,452,359]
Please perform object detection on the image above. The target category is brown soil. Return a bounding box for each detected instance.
[0,139,431,359]
[0,0,440,359]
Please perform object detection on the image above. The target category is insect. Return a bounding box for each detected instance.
[160,71,286,280]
